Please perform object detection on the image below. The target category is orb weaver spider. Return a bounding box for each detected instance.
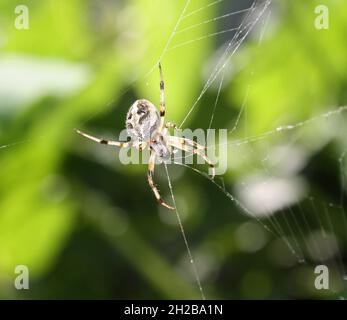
[76,63,215,210]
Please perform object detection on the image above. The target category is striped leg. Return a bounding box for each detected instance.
[158,63,166,132]
[167,136,215,179]
[168,136,206,151]
[147,151,174,210]
[165,122,177,129]
[75,129,131,148]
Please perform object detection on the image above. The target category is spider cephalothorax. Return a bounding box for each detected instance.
[76,63,215,210]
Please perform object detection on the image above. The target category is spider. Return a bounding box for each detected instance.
[76,63,215,210]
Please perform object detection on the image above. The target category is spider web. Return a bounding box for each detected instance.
[1,0,347,299]
[156,0,347,298]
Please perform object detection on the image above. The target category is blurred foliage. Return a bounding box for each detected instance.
[0,0,346,299]
[232,0,347,134]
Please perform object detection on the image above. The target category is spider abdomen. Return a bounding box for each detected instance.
[126,99,159,143]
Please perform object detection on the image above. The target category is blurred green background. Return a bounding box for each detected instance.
[0,0,347,299]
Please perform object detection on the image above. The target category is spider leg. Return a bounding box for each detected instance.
[158,63,166,133]
[165,122,178,130]
[170,136,206,151]
[167,136,215,179]
[75,129,131,148]
[148,151,175,210]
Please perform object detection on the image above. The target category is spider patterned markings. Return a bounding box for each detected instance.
[75,64,215,210]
